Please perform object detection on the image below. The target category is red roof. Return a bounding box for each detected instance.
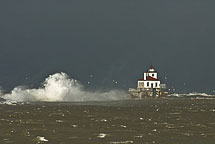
[138,76,159,81]
[149,64,154,69]
[146,65,157,73]
[146,76,159,81]
[138,78,145,81]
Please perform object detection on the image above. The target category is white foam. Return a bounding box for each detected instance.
[120,125,127,128]
[97,133,107,138]
[168,92,215,98]
[0,72,128,102]
[0,100,17,105]
[110,141,134,144]
[36,136,48,142]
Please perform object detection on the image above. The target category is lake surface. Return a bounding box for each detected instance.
[1,98,215,144]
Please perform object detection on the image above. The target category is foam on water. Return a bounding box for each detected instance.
[97,133,107,138]
[0,72,128,102]
[168,92,215,99]
[34,136,48,142]
[0,101,18,105]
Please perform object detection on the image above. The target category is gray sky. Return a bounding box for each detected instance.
[0,1,215,93]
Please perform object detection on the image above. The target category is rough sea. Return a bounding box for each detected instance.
[1,98,215,144]
[1,73,215,144]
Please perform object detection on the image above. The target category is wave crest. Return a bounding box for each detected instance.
[0,72,128,102]
[168,92,215,99]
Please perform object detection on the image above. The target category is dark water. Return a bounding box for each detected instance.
[1,98,215,144]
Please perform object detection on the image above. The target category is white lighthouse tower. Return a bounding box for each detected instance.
[137,65,160,89]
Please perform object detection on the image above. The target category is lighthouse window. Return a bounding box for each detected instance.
[147,82,149,87]
[139,82,144,87]
[155,83,157,87]
[151,83,153,88]
[152,74,154,77]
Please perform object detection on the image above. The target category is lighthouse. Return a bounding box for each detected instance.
[137,65,160,89]
[129,65,167,98]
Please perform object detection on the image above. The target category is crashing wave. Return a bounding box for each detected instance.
[0,100,18,105]
[0,72,128,102]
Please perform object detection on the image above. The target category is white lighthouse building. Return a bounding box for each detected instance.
[137,65,160,89]
[129,65,167,98]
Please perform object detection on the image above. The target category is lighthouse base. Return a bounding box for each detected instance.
[128,88,168,99]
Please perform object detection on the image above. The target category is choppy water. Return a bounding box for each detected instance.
[1,98,215,144]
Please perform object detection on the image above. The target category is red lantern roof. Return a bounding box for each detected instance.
[149,64,154,69]
[146,65,157,73]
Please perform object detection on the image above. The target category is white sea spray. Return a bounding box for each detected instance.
[0,72,128,102]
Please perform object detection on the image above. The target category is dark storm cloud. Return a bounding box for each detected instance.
[0,0,215,93]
